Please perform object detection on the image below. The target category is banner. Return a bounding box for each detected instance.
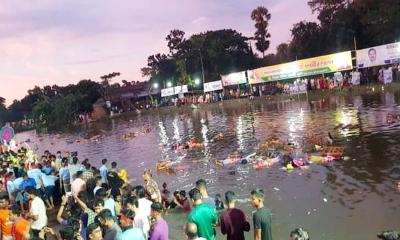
[204,80,223,92]
[161,87,175,97]
[357,42,400,68]
[289,82,307,95]
[221,71,247,86]
[249,51,353,84]
[174,85,188,94]
[383,69,393,84]
[351,71,361,85]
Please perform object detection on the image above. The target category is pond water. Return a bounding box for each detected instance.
[17,90,400,240]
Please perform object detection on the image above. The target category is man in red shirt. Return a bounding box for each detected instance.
[219,191,250,240]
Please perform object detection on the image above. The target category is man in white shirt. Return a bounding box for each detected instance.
[25,187,47,238]
[68,157,82,183]
[135,186,152,239]
[126,196,146,239]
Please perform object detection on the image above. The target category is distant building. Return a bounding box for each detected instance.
[91,81,160,119]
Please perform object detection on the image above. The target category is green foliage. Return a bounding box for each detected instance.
[166,29,185,55]
[32,93,88,129]
[289,21,323,59]
[144,29,254,87]
[7,80,102,127]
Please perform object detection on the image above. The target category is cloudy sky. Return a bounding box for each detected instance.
[0,0,316,105]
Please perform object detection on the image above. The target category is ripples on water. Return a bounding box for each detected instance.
[17,91,400,240]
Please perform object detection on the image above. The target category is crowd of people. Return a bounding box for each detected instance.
[1,144,399,240]
[0,145,318,240]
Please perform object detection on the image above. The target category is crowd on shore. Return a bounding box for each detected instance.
[0,145,398,240]
[136,64,400,109]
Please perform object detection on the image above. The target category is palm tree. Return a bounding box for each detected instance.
[251,6,271,58]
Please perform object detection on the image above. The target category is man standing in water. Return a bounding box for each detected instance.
[251,189,272,240]
[220,191,250,240]
[195,179,215,208]
[187,188,219,240]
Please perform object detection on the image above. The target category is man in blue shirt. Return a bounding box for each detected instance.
[19,172,36,190]
[118,209,145,240]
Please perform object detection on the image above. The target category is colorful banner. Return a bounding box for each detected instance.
[249,51,353,84]
[204,80,223,92]
[0,125,15,145]
[161,87,174,97]
[357,42,400,68]
[221,71,247,86]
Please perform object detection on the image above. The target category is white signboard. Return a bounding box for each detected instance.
[351,71,361,85]
[357,42,400,68]
[174,86,182,94]
[174,85,188,94]
[383,69,393,84]
[161,87,175,97]
[182,85,188,93]
[204,80,223,92]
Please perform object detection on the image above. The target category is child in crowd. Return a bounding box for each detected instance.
[215,193,225,211]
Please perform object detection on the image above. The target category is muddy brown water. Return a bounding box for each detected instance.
[17,90,400,240]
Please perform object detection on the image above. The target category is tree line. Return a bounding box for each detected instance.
[0,0,398,128]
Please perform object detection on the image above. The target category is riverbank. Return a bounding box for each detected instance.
[98,82,400,120]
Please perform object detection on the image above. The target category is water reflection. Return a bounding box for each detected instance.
[16,90,400,240]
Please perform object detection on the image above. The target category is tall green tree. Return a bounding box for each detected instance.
[251,6,272,58]
[307,0,400,49]
[176,59,189,85]
[275,43,291,63]
[166,29,185,56]
[289,21,323,59]
[308,0,350,26]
